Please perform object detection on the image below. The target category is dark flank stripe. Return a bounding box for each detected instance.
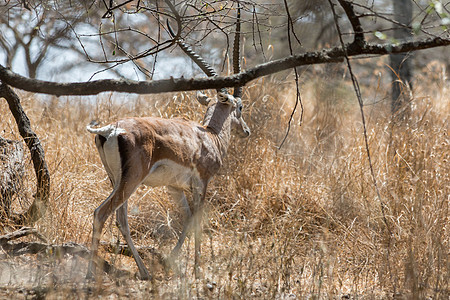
[117,134,130,177]
[97,135,107,148]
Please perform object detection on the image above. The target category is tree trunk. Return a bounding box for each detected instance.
[0,82,50,225]
[0,136,24,222]
[390,0,413,120]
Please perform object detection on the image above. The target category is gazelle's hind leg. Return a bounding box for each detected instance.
[116,201,151,280]
[86,186,119,279]
[87,135,119,279]
[86,173,141,279]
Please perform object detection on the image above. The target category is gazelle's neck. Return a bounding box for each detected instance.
[202,103,233,156]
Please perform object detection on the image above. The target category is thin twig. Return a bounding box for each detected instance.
[329,0,390,233]
[278,0,303,149]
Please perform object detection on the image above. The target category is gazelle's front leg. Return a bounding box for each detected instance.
[116,200,151,280]
[168,187,192,258]
[191,180,207,279]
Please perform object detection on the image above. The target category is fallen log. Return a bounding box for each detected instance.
[0,228,131,278]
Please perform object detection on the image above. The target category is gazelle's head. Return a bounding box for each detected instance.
[197,91,250,138]
[217,92,250,138]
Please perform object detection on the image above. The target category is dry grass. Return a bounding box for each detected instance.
[0,60,448,299]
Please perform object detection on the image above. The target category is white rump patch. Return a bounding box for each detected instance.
[90,124,127,187]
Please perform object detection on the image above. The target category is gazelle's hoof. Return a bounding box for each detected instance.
[194,265,203,279]
[136,271,152,281]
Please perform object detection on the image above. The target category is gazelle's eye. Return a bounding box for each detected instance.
[238,104,243,112]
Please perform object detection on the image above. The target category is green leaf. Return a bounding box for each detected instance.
[412,22,422,35]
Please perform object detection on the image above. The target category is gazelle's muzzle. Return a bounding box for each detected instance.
[236,118,251,138]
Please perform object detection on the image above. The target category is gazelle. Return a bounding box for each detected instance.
[86,9,248,280]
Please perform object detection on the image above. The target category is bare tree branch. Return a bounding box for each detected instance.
[337,0,365,46]
[0,36,448,96]
[0,226,47,243]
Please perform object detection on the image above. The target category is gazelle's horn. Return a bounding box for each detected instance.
[233,4,243,99]
[167,20,218,78]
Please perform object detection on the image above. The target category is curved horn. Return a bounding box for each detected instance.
[233,4,243,99]
[165,0,216,77]
[164,0,182,44]
[167,20,218,78]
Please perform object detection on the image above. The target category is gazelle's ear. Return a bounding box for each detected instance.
[196,91,212,106]
[233,97,243,118]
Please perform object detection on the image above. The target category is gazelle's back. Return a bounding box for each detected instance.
[88,116,220,190]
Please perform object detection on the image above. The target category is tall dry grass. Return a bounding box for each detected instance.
[0,60,448,298]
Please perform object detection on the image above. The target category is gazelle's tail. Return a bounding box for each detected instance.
[86,121,118,137]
